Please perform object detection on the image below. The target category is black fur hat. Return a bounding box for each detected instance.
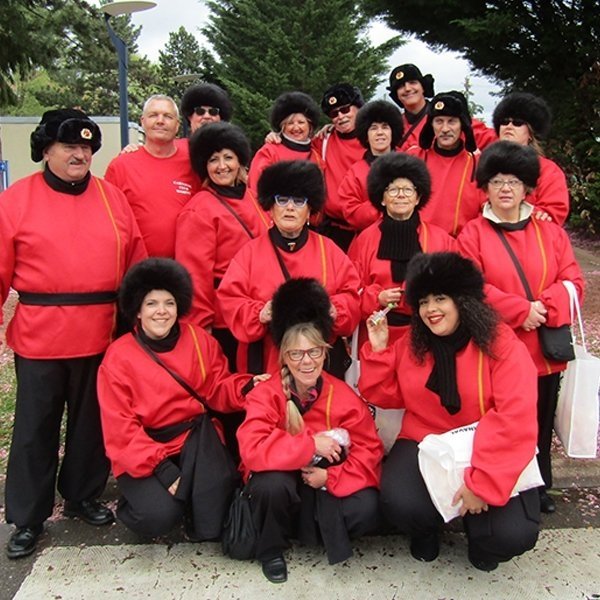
[119,258,193,327]
[475,140,540,189]
[270,278,333,348]
[367,153,431,211]
[270,91,320,132]
[257,160,325,212]
[321,83,365,115]
[405,252,484,311]
[419,91,476,152]
[180,83,233,123]
[189,122,251,180]
[492,92,551,139]
[354,100,404,149]
[31,108,101,162]
[387,63,435,107]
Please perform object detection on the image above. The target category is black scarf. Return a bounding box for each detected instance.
[209,181,246,199]
[289,376,323,415]
[425,323,471,415]
[489,218,531,232]
[405,102,429,125]
[433,139,464,157]
[377,211,422,282]
[269,223,309,253]
[44,165,90,195]
[337,130,357,140]
[136,321,181,353]
[281,135,312,153]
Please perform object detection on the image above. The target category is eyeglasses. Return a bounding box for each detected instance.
[274,194,308,208]
[193,106,220,117]
[499,117,527,128]
[286,346,325,362]
[488,177,524,190]
[385,185,417,198]
[328,104,352,119]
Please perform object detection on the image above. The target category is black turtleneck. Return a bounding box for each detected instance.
[337,129,357,141]
[269,223,309,253]
[209,181,246,199]
[136,321,181,353]
[281,136,312,153]
[405,102,429,125]
[433,139,465,158]
[289,376,323,414]
[377,211,422,282]
[490,218,531,232]
[43,165,91,196]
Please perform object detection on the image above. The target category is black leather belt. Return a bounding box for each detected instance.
[18,291,118,306]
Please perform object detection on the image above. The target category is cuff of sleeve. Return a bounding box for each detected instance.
[241,377,255,396]
[154,458,181,490]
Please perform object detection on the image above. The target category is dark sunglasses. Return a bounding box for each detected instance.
[328,104,352,119]
[499,117,527,127]
[193,106,220,117]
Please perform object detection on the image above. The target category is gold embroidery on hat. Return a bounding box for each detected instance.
[434,101,445,111]
[328,96,337,105]
[395,71,404,80]
[80,128,93,140]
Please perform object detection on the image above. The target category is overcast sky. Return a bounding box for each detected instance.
[95,0,501,123]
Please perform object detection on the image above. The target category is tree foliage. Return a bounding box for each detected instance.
[361,0,600,231]
[203,0,403,148]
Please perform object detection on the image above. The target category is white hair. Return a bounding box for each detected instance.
[142,94,180,119]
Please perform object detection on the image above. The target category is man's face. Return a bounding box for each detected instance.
[432,115,462,150]
[141,99,179,143]
[330,104,358,134]
[43,142,92,182]
[188,106,222,133]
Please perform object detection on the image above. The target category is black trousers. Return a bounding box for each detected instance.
[5,354,110,527]
[380,439,540,564]
[537,372,561,489]
[246,471,379,563]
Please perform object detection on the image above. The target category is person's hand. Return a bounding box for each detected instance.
[258,300,273,324]
[533,209,553,222]
[120,143,142,154]
[452,484,489,517]
[378,287,403,307]
[522,300,547,331]
[314,124,334,139]
[301,466,327,489]
[365,309,389,352]
[264,131,281,145]
[253,373,271,385]
[313,433,342,463]
[168,477,180,496]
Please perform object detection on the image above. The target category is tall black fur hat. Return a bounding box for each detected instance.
[270,91,320,132]
[119,258,193,327]
[492,92,551,139]
[270,278,333,348]
[189,122,251,180]
[321,83,365,115]
[387,63,435,107]
[367,153,431,211]
[475,140,540,189]
[419,91,476,152]
[180,83,233,123]
[405,252,484,311]
[31,108,101,163]
[354,100,404,149]
[257,160,325,212]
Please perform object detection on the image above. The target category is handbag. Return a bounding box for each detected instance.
[554,280,600,458]
[222,482,257,560]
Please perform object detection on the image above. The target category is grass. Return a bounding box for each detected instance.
[0,355,16,477]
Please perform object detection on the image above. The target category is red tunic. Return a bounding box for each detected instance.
[349,219,455,344]
[175,187,271,328]
[97,323,249,478]
[407,145,485,237]
[457,213,584,375]
[339,158,380,232]
[529,156,569,225]
[216,231,361,373]
[312,132,364,222]
[105,146,201,257]
[237,371,383,497]
[359,323,538,506]
[0,173,147,359]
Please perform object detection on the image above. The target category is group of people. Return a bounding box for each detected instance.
[0,61,584,585]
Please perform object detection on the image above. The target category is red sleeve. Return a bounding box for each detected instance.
[247,145,276,198]
[0,186,18,326]
[471,118,498,151]
[340,164,380,231]
[327,243,362,336]
[530,158,569,225]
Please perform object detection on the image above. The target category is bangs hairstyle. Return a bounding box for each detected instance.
[354,100,404,149]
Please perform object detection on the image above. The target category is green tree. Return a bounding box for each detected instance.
[361,0,600,231]
[462,77,483,119]
[203,0,403,148]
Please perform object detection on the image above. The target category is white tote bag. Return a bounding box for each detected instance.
[554,281,600,458]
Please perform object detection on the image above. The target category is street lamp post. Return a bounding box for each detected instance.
[101,1,157,148]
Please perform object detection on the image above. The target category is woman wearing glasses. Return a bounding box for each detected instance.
[458,141,584,514]
[349,153,454,344]
[218,160,361,376]
[237,278,383,583]
[493,92,569,224]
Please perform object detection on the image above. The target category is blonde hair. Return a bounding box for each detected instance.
[280,113,313,140]
[526,124,546,157]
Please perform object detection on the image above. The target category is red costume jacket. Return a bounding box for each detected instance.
[359,323,538,506]
[458,212,584,375]
[216,230,361,372]
[238,371,383,497]
[407,145,485,237]
[175,187,271,328]
[105,145,201,257]
[0,173,146,359]
[339,158,380,232]
[530,156,569,225]
[97,323,249,478]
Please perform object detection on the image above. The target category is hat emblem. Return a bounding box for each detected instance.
[80,128,93,140]
[434,101,445,111]
[328,96,337,105]
[395,71,404,80]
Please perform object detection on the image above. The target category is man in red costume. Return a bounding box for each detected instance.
[0,109,147,559]
[105,94,200,257]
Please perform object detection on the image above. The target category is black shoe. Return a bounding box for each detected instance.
[468,551,499,572]
[539,489,556,514]
[64,500,114,526]
[410,533,440,562]
[261,555,288,583]
[6,525,43,559]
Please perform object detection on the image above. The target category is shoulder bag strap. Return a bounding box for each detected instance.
[269,235,292,281]
[213,193,255,239]
[492,226,535,301]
